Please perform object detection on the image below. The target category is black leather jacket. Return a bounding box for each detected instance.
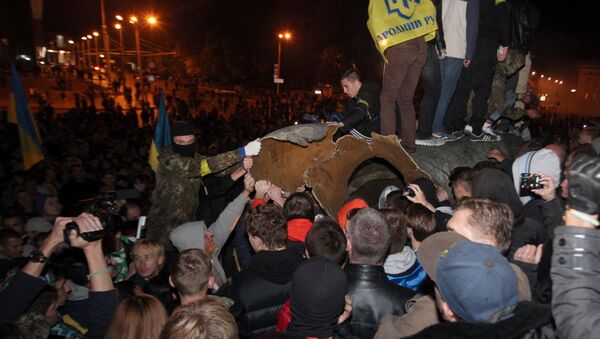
[345,264,415,339]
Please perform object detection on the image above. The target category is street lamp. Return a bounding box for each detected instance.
[275,31,292,95]
[114,23,124,64]
[100,0,112,82]
[81,36,88,68]
[128,15,157,105]
[67,39,76,66]
[93,31,100,66]
[85,35,92,67]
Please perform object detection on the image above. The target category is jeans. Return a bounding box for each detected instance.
[380,37,427,149]
[432,57,463,133]
[444,37,497,135]
[416,43,441,139]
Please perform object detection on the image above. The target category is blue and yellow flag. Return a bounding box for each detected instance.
[149,93,171,172]
[8,65,44,170]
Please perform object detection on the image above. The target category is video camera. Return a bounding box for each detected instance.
[64,189,140,245]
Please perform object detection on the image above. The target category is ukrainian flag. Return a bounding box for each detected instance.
[148,93,171,172]
[8,65,44,170]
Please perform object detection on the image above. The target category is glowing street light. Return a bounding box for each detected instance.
[129,16,138,24]
[92,31,100,65]
[571,89,577,93]
[116,15,123,21]
[83,35,92,66]
[147,16,157,25]
[531,71,536,75]
[114,22,125,66]
[80,37,88,68]
[559,81,563,84]
[554,80,558,83]
[275,31,293,95]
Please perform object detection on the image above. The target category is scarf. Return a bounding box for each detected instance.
[287,219,313,243]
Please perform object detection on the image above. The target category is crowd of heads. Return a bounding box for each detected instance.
[0,62,599,339]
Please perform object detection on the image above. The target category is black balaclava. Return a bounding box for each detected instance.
[171,121,196,158]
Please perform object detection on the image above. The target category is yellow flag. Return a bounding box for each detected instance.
[367,0,438,60]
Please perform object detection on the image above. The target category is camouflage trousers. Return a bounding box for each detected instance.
[488,50,526,118]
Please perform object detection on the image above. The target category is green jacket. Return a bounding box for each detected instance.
[145,145,242,247]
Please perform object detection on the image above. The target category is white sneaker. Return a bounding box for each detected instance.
[416,138,446,147]
[432,132,443,139]
[463,125,473,135]
[482,124,502,140]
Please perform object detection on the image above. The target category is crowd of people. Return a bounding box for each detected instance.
[1,70,599,338]
[1,0,600,338]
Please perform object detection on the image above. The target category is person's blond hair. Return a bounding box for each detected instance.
[105,294,168,339]
[170,249,212,297]
[159,300,238,339]
[132,238,165,258]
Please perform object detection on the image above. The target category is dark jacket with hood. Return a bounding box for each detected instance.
[232,247,304,338]
[404,301,555,339]
[472,168,546,289]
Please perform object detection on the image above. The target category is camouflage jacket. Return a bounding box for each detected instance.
[16,312,51,339]
[145,146,242,246]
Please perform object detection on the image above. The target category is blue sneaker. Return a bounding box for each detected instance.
[439,131,464,142]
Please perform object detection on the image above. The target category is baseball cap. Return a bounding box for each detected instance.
[418,232,519,323]
[25,217,53,233]
[416,232,467,283]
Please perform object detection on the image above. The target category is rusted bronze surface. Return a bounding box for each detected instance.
[252,124,428,216]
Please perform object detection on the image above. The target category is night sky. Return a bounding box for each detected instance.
[42,0,599,87]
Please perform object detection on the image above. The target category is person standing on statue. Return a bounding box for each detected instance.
[145,121,261,247]
[367,0,439,153]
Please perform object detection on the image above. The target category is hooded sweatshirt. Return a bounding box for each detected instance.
[511,149,561,205]
[384,246,427,292]
[233,247,304,338]
[287,257,347,339]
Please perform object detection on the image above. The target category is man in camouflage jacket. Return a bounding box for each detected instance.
[145,121,261,247]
